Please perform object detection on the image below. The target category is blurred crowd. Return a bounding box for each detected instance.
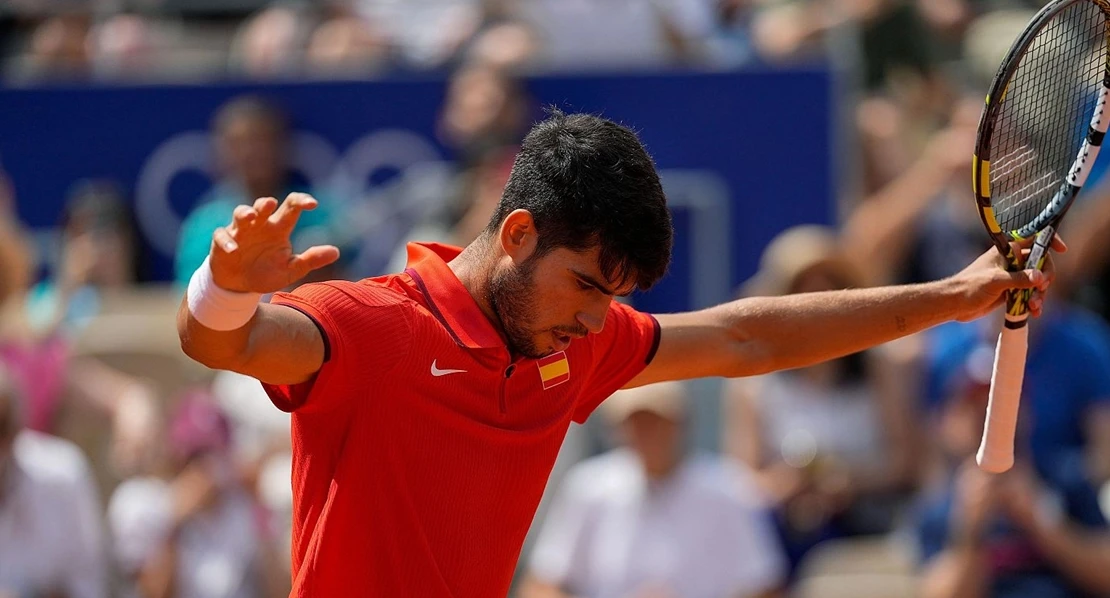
[0,0,1061,83]
[5,1,1110,598]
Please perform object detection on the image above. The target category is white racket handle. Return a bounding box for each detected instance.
[976,324,1028,473]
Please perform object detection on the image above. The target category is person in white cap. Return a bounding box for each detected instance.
[521,382,786,598]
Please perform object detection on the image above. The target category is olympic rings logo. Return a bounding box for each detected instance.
[134,128,443,255]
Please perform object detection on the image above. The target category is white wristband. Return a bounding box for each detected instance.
[186,257,262,331]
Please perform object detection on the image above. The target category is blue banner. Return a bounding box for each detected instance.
[0,70,834,313]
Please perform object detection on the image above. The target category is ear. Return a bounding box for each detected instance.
[498,209,538,263]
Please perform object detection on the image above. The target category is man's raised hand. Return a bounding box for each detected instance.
[209,193,340,293]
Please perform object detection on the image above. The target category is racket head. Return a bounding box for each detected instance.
[972,0,1110,265]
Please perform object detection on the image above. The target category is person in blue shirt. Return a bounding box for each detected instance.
[924,308,1110,482]
[914,307,1110,598]
[174,95,348,288]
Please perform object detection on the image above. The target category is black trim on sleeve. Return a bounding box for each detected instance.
[284,304,332,363]
[645,315,662,365]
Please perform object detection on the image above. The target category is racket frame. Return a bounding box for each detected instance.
[973,0,1110,323]
[971,0,1110,473]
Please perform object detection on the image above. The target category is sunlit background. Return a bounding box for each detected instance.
[2,1,1110,597]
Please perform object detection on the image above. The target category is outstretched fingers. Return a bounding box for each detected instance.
[273,192,319,233]
[212,227,239,254]
[288,245,341,281]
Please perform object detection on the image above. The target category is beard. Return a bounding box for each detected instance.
[488,255,547,358]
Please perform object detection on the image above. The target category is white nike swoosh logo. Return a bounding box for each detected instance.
[430,360,467,377]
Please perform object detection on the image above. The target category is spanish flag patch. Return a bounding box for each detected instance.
[537,351,570,390]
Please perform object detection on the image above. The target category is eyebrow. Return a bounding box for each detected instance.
[572,269,629,297]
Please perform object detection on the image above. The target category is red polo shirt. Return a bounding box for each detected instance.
[262,242,660,597]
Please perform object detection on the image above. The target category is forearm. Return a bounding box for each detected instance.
[724,278,962,376]
[922,548,989,598]
[1029,522,1110,593]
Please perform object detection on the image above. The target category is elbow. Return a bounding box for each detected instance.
[723,337,780,379]
[179,334,242,372]
[176,310,241,372]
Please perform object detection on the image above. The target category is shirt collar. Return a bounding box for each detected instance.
[404,242,506,350]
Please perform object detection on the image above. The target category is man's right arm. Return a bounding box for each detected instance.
[177,193,340,387]
[177,300,325,386]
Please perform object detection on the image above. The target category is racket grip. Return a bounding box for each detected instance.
[976,324,1028,473]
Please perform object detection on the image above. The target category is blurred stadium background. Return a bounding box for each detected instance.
[5,1,1110,597]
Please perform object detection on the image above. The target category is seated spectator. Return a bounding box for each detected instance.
[440,0,539,71]
[0,365,106,598]
[0,210,69,433]
[915,342,1110,598]
[521,382,786,598]
[11,12,93,81]
[725,225,920,573]
[228,5,309,79]
[108,389,283,598]
[87,12,158,79]
[520,0,715,69]
[174,95,349,287]
[384,64,531,272]
[305,3,391,77]
[26,180,145,335]
[707,0,759,68]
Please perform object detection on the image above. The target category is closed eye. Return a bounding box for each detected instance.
[575,279,593,291]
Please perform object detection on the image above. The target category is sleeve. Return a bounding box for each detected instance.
[527,466,596,591]
[573,302,660,423]
[260,281,413,415]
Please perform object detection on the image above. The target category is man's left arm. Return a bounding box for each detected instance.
[627,247,1052,387]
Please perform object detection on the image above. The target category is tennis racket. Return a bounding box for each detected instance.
[973,0,1110,473]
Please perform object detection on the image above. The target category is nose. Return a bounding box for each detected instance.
[577,301,610,335]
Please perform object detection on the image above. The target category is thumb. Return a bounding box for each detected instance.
[289,245,341,280]
[1007,267,1048,290]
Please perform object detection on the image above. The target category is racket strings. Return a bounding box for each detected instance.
[990,1,1107,233]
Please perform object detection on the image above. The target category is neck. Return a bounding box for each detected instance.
[449,237,507,340]
[643,453,682,481]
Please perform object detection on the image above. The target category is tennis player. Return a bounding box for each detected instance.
[178,111,1060,597]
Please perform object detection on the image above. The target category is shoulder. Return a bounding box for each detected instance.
[108,477,171,519]
[561,449,641,500]
[275,276,426,358]
[683,454,769,509]
[277,276,418,320]
[13,430,93,487]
